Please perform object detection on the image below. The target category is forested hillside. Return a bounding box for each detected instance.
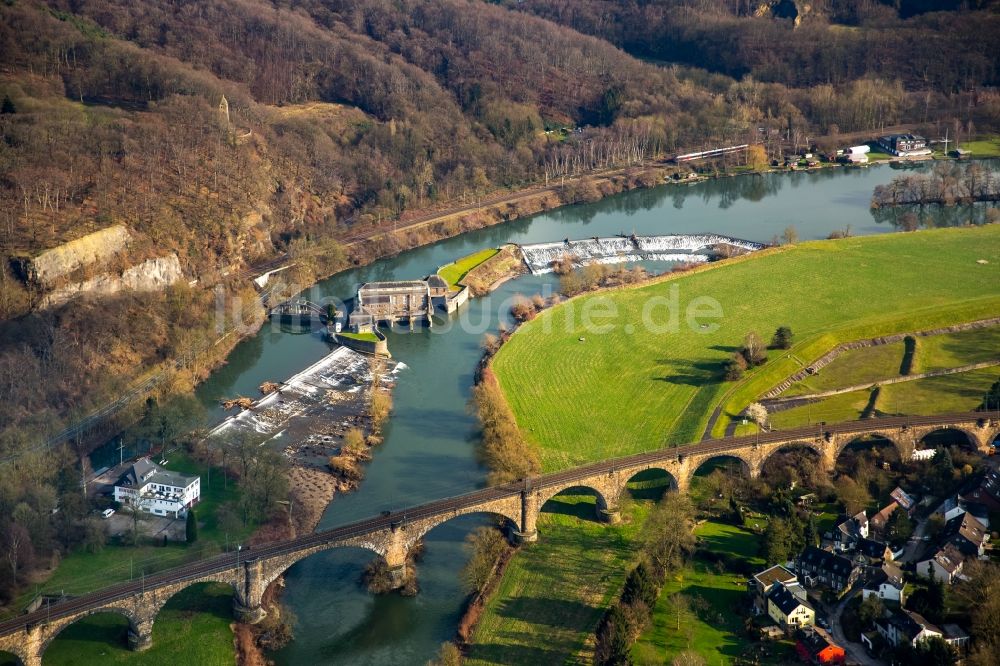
[0,0,999,604]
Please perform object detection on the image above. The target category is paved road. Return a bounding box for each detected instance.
[829,587,883,666]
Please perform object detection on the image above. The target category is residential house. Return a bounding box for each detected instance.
[795,626,846,665]
[877,134,930,157]
[797,546,859,594]
[960,468,1000,513]
[832,511,868,553]
[935,496,965,523]
[766,581,815,631]
[855,538,893,564]
[114,458,200,519]
[941,624,970,650]
[869,503,897,539]
[875,609,943,648]
[890,487,916,515]
[917,545,965,584]
[862,562,905,604]
[750,564,798,615]
[941,512,989,558]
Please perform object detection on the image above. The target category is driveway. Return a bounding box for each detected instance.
[828,587,883,666]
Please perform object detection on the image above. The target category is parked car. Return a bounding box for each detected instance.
[101,508,115,519]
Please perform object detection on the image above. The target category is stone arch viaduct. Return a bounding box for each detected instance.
[0,412,997,665]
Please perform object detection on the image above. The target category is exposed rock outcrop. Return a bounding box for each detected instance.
[40,254,184,308]
[17,225,131,286]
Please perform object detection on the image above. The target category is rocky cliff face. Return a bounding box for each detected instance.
[21,225,131,286]
[41,254,184,308]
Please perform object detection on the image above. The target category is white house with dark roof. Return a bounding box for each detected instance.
[863,562,905,604]
[917,544,965,584]
[766,581,814,631]
[875,609,942,648]
[749,565,798,614]
[114,458,200,519]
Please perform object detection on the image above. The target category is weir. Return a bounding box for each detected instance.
[518,234,766,274]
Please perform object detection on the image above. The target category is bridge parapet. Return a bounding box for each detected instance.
[0,412,995,664]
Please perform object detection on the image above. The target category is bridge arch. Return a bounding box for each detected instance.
[40,607,141,654]
[258,541,387,594]
[834,435,903,470]
[917,427,981,453]
[691,454,753,479]
[621,468,677,502]
[538,483,612,515]
[0,649,22,666]
[407,508,521,546]
[760,440,824,468]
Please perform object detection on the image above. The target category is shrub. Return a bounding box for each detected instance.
[723,352,747,381]
[510,295,536,323]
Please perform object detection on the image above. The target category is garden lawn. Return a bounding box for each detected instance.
[42,583,235,666]
[784,342,904,396]
[632,520,790,665]
[492,226,1000,469]
[438,248,499,288]
[694,520,764,567]
[337,330,380,342]
[467,493,651,665]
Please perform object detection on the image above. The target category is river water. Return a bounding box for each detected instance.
[121,164,995,664]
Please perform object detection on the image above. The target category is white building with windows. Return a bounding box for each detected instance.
[114,458,200,518]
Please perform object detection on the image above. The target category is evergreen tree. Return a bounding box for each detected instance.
[803,514,819,547]
[762,518,791,564]
[1,95,14,115]
[771,326,794,350]
[186,508,198,543]
[931,448,955,494]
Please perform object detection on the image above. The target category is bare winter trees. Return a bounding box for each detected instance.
[471,368,540,485]
[872,163,1000,208]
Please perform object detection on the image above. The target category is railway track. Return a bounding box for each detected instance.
[2,410,992,638]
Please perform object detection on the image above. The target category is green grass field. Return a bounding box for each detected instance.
[769,390,873,429]
[864,144,896,161]
[438,248,500,288]
[912,326,1000,373]
[880,367,999,416]
[959,138,1000,158]
[41,583,235,666]
[467,492,652,665]
[784,342,905,396]
[492,226,1000,469]
[632,520,791,666]
[337,330,380,342]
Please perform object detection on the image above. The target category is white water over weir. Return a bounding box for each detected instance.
[518,234,766,274]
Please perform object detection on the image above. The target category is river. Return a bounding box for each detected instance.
[102,163,997,664]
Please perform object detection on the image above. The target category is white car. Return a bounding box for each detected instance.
[101,508,115,519]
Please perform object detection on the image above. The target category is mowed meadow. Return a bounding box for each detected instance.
[492,225,1000,470]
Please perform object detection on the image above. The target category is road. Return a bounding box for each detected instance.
[828,587,883,666]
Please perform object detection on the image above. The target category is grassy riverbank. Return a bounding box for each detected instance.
[492,226,1000,468]
[467,492,653,665]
